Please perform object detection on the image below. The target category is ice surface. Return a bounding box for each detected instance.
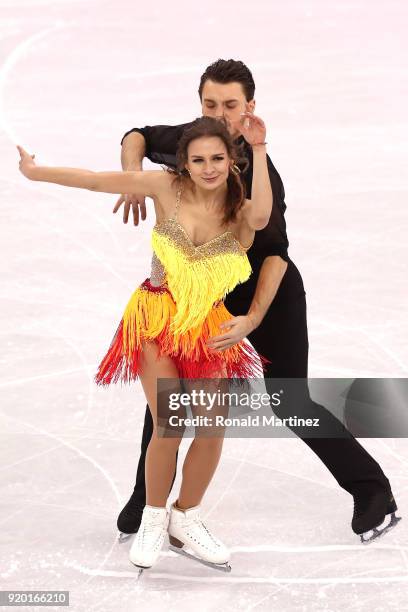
[1,0,407,610]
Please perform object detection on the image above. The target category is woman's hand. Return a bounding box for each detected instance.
[234,112,266,146]
[17,145,37,180]
[207,315,256,351]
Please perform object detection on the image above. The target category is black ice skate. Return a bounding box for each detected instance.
[352,489,401,544]
[117,490,145,543]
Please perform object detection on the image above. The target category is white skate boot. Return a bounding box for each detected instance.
[168,502,231,572]
[129,505,169,576]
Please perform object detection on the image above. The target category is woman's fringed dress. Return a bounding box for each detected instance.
[95,187,267,385]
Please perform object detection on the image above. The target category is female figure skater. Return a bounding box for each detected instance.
[17,114,271,573]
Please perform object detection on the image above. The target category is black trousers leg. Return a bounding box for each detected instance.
[262,376,389,496]
[131,408,151,505]
[230,260,390,497]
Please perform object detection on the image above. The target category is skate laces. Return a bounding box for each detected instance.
[139,512,167,542]
[187,514,221,547]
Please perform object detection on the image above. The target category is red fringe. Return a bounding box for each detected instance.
[173,340,269,379]
[140,278,171,294]
[94,320,138,386]
[94,282,271,387]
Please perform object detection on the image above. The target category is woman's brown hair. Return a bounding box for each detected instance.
[168,116,248,225]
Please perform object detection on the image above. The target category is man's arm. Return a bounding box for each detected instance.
[246,256,288,331]
[207,254,288,352]
[121,131,145,171]
[115,124,188,224]
[113,131,147,224]
[121,123,191,166]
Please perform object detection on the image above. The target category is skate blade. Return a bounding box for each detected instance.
[169,544,232,573]
[130,561,149,579]
[360,512,402,544]
[118,532,134,544]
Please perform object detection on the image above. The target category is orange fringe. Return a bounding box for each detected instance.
[94,278,268,386]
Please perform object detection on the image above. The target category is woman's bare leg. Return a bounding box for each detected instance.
[140,345,229,510]
[139,342,183,507]
[176,371,229,509]
[177,439,224,509]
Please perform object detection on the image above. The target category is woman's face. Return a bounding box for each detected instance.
[185,136,231,190]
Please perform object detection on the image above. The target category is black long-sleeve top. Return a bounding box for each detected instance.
[121,123,290,296]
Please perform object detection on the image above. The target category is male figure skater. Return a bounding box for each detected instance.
[114,59,399,544]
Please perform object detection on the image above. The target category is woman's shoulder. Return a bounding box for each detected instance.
[151,169,183,217]
[152,168,181,190]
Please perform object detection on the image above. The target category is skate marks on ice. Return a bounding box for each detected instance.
[3,411,405,606]
[65,519,408,585]
[0,410,125,589]
[64,555,408,587]
[167,542,232,573]
[67,529,408,584]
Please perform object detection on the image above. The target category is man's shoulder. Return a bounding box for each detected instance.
[157,121,196,138]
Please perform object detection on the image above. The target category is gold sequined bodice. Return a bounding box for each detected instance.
[149,218,249,285]
[148,184,253,333]
[149,184,252,287]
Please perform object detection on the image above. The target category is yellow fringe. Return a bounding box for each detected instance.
[122,286,176,357]
[152,233,251,336]
[120,281,249,364]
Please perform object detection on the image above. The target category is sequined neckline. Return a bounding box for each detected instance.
[169,219,231,249]
[154,218,250,252]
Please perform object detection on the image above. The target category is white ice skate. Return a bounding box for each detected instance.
[129,505,169,576]
[168,502,231,572]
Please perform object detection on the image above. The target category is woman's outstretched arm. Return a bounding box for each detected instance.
[17,145,164,197]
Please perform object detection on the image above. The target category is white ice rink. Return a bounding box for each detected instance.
[1,1,407,610]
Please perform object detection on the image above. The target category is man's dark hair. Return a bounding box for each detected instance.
[198,59,255,102]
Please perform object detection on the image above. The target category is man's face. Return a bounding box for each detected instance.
[201,79,255,139]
